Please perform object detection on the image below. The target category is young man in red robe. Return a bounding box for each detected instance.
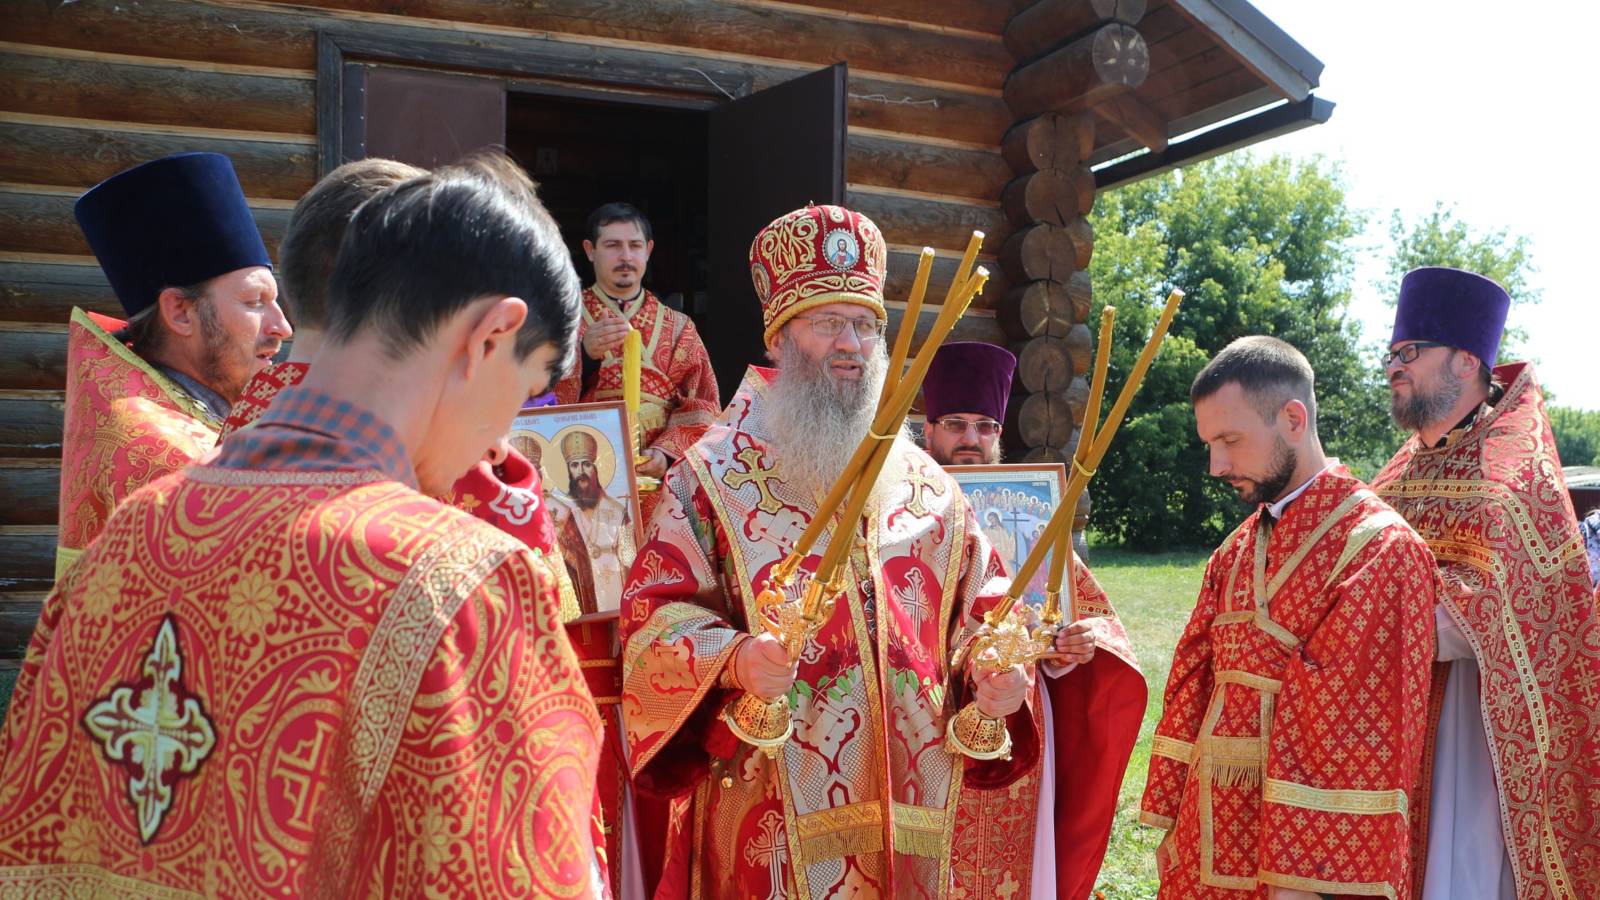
[0,153,609,896]
[56,152,293,576]
[921,341,1146,899]
[1142,336,1437,899]
[619,205,1036,899]
[552,203,720,522]
[1372,267,1600,899]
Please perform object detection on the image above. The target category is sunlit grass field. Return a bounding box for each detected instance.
[1086,547,1209,899]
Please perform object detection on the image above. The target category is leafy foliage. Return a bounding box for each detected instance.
[1550,406,1600,467]
[1086,154,1393,548]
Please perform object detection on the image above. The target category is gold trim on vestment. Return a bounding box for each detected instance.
[890,803,948,859]
[795,802,885,865]
[184,466,390,487]
[1138,811,1174,830]
[1151,735,1195,763]
[0,863,204,898]
[53,545,84,582]
[1257,868,1398,899]
[1263,779,1408,821]
[71,306,218,428]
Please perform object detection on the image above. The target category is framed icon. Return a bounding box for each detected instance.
[510,400,642,615]
[946,463,1069,612]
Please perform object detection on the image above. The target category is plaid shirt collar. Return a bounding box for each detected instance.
[212,385,415,487]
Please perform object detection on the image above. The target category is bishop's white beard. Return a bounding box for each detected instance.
[763,331,909,503]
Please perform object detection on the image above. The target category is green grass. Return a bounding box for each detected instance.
[1086,547,1209,900]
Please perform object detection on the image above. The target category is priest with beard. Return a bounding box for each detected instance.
[56,152,293,575]
[1370,268,1600,899]
[618,204,1035,899]
[1142,336,1437,900]
[921,341,1146,898]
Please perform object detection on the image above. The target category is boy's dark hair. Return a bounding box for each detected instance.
[325,151,580,376]
[585,202,652,244]
[1190,335,1319,431]
[279,158,424,330]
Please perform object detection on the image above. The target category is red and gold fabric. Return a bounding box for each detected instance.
[950,561,1145,899]
[619,366,1036,900]
[552,288,718,520]
[55,307,219,578]
[1140,465,1437,899]
[218,360,309,440]
[0,420,607,895]
[1372,361,1600,900]
[749,204,887,345]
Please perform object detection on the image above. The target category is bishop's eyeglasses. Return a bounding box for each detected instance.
[791,314,887,340]
[1381,341,1447,368]
[930,417,1002,437]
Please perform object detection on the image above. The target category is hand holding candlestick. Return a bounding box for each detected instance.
[947,290,1184,760]
[723,237,991,758]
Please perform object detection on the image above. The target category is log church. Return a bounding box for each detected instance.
[0,0,1329,682]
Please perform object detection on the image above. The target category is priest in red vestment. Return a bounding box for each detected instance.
[56,152,292,577]
[1372,267,1600,900]
[552,203,719,521]
[921,341,1146,899]
[0,153,609,896]
[1142,336,1437,900]
[620,204,1036,899]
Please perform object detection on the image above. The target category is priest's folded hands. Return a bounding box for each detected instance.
[1051,618,1097,665]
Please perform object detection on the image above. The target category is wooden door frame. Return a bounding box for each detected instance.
[315,29,756,176]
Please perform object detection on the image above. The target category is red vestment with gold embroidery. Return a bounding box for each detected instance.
[0,414,607,895]
[221,360,628,884]
[1372,362,1600,900]
[56,307,219,577]
[619,367,1037,900]
[949,560,1145,899]
[552,288,719,521]
[1140,465,1437,899]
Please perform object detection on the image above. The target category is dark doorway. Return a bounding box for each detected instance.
[504,93,710,320]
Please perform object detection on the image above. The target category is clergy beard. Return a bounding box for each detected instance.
[1225,436,1297,506]
[1390,363,1464,433]
[764,330,890,495]
[194,296,261,403]
[569,470,603,510]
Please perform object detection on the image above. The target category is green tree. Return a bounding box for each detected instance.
[1384,202,1539,358]
[1087,153,1393,549]
[1549,406,1600,467]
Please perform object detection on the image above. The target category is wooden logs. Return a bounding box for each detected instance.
[1004,24,1149,118]
[0,257,118,323]
[0,328,67,392]
[1001,113,1095,174]
[0,462,58,526]
[1065,216,1094,268]
[1001,225,1073,284]
[1015,324,1092,392]
[0,592,45,660]
[1001,168,1097,227]
[1011,376,1088,448]
[997,272,1092,339]
[0,527,53,592]
[0,395,64,458]
[1005,0,1149,64]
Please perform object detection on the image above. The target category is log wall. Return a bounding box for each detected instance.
[0,0,1030,665]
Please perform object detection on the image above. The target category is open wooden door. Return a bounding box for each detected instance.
[704,64,846,402]
[336,65,506,171]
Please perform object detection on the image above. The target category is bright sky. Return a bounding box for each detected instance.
[1238,1,1598,409]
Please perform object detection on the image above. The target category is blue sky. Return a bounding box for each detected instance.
[1240,0,1598,409]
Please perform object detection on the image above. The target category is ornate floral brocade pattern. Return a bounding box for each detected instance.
[619,367,1027,899]
[1140,467,1437,899]
[1371,362,1600,900]
[0,469,605,898]
[57,307,219,568]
